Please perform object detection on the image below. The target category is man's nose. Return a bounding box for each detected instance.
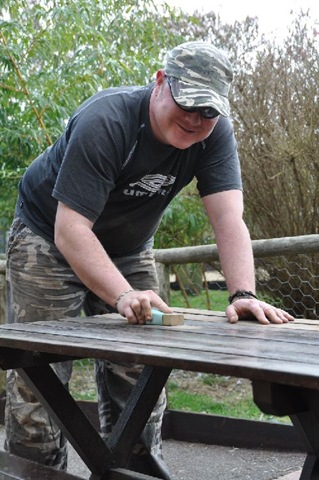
[186,111,202,125]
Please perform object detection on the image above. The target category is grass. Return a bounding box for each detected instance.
[69,359,97,401]
[170,288,228,311]
[166,378,291,424]
[167,383,261,419]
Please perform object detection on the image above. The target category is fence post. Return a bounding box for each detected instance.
[0,260,6,325]
[155,262,170,304]
[0,260,6,394]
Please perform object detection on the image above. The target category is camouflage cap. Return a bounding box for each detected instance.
[164,41,233,117]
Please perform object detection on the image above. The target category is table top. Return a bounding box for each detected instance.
[0,308,319,389]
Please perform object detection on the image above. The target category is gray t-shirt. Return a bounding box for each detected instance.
[17,84,242,256]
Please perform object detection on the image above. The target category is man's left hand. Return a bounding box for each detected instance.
[226,298,295,325]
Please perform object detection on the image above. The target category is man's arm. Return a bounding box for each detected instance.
[202,190,294,324]
[54,202,171,324]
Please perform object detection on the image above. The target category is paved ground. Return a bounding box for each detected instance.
[66,439,305,479]
[0,426,305,479]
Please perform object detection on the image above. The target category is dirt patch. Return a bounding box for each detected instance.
[168,370,252,401]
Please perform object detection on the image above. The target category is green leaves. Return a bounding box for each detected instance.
[0,0,181,228]
[154,182,213,249]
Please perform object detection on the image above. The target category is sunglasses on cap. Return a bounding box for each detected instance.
[166,76,220,119]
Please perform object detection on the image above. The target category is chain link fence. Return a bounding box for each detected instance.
[170,252,319,319]
[154,235,319,320]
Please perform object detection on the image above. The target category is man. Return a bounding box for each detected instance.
[5,41,293,479]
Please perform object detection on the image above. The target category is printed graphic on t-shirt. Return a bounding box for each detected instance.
[123,174,176,197]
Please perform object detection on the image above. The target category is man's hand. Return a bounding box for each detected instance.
[226,298,294,325]
[116,289,172,324]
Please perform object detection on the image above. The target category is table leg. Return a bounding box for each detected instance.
[17,365,113,476]
[252,381,319,480]
[107,365,172,467]
[18,363,171,479]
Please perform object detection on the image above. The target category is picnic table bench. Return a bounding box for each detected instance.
[0,308,318,479]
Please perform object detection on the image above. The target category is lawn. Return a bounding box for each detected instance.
[170,288,228,311]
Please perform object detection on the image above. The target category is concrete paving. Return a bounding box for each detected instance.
[66,439,305,479]
[0,426,305,479]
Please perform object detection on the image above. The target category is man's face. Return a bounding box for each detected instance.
[149,70,220,150]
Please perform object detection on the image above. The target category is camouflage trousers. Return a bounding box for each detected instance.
[5,216,171,480]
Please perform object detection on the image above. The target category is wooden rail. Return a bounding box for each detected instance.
[154,234,319,264]
[154,234,319,303]
[1,235,319,324]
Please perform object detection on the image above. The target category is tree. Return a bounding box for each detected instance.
[230,12,319,239]
[165,8,319,240]
[0,0,184,228]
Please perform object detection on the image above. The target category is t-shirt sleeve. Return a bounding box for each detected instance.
[52,107,124,222]
[195,117,242,197]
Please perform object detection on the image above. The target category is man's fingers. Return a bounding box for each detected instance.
[117,289,172,324]
[226,298,294,325]
[226,304,239,324]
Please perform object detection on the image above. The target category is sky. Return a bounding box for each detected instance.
[167,0,319,37]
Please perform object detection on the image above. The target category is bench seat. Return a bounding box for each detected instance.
[0,450,83,480]
[0,450,161,480]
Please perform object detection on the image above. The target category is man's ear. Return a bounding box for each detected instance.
[155,69,165,86]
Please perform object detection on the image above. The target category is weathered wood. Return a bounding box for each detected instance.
[1,313,319,389]
[0,450,83,479]
[104,469,162,480]
[18,364,115,476]
[154,234,319,265]
[0,272,5,324]
[108,365,171,467]
[253,381,319,480]
[0,450,156,480]
[0,259,6,274]
[165,410,305,451]
[155,262,170,304]
[0,270,6,393]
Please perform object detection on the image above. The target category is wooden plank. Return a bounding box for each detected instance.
[1,317,319,363]
[1,337,319,389]
[2,314,319,348]
[165,410,305,451]
[106,468,162,480]
[1,319,319,366]
[1,314,319,388]
[0,450,159,480]
[0,450,82,479]
[1,321,317,364]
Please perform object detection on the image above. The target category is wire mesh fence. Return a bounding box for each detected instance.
[170,252,319,319]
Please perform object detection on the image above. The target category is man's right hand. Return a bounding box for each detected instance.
[116,289,172,324]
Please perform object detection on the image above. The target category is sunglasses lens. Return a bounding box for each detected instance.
[182,106,220,118]
[200,107,220,119]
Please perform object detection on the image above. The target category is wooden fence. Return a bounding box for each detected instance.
[1,234,319,323]
[154,234,319,303]
[0,257,5,327]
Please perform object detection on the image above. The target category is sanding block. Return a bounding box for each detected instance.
[149,308,184,326]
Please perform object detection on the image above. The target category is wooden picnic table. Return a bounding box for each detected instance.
[0,308,318,479]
